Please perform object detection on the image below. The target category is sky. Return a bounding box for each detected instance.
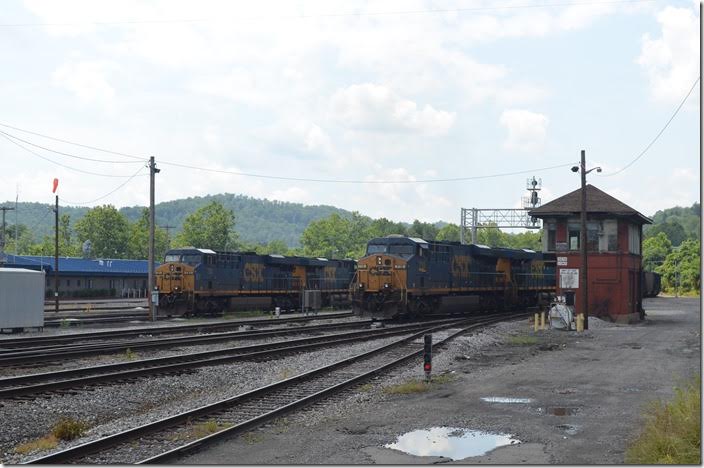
[0,0,700,228]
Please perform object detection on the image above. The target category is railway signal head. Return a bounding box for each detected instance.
[423,334,432,380]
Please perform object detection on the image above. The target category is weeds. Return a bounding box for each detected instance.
[59,319,70,329]
[14,435,58,454]
[124,348,137,360]
[172,420,232,441]
[508,335,538,346]
[625,376,700,464]
[358,383,374,392]
[51,417,89,441]
[242,432,264,444]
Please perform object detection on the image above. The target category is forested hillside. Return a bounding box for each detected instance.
[4,194,354,248]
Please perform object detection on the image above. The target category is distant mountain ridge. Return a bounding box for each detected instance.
[5,194,354,248]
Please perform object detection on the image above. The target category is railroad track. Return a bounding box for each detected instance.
[25,313,520,464]
[0,312,354,350]
[0,319,461,400]
[0,319,377,367]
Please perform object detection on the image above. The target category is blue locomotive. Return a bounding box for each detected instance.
[156,247,356,316]
[351,235,556,319]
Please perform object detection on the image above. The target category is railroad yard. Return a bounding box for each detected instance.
[0,296,697,464]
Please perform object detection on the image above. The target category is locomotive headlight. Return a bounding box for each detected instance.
[384,283,390,289]
[358,283,364,289]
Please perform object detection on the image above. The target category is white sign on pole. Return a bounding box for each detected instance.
[560,268,579,289]
[557,256,568,266]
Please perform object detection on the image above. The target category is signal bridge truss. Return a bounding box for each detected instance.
[460,207,542,245]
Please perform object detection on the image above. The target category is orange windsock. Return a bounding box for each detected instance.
[52,178,59,193]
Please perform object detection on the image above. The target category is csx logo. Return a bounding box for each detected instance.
[452,256,470,279]
[244,263,264,283]
[324,266,336,279]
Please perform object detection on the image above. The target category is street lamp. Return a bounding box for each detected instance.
[571,150,601,330]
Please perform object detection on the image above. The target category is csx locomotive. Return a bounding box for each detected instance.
[351,235,556,319]
[156,247,356,316]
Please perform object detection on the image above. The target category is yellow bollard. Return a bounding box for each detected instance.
[576,313,584,332]
[540,312,546,330]
[534,313,539,332]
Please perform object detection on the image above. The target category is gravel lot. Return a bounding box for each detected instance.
[1,330,415,464]
[175,297,701,465]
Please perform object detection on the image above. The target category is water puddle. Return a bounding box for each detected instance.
[556,424,580,435]
[384,427,520,460]
[481,397,533,404]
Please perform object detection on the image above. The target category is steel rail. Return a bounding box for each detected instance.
[24,313,520,464]
[0,319,381,366]
[0,320,463,399]
[0,311,355,349]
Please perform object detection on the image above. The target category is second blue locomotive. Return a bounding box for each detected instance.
[351,235,556,319]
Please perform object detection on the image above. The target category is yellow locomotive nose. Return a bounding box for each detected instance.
[355,254,406,292]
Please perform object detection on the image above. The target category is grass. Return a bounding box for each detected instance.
[124,348,138,360]
[51,417,89,441]
[625,377,700,464]
[224,310,270,319]
[358,383,374,393]
[59,318,70,329]
[508,335,539,346]
[172,420,233,441]
[383,372,457,395]
[242,432,264,444]
[14,435,58,455]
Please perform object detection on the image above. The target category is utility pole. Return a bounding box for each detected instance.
[148,156,160,322]
[0,206,15,263]
[54,195,59,314]
[579,150,588,330]
[160,224,175,249]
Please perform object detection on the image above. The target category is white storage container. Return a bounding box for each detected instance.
[0,268,45,331]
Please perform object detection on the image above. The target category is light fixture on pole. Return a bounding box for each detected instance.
[571,151,601,330]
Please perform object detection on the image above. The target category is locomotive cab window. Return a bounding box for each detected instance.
[367,244,387,254]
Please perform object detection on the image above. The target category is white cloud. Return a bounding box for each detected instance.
[637,5,699,103]
[499,109,549,151]
[52,60,119,105]
[330,83,455,136]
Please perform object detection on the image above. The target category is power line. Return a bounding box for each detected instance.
[61,166,147,205]
[0,132,149,178]
[0,129,146,164]
[0,120,577,184]
[0,0,660,27]
[159,160,577,183]
[600,76,700,177]
[0,122,146,161]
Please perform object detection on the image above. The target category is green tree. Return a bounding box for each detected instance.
[658,239,700,293]
[642,232,672,272]
[645,221,688,247]
[174,201,238,250]
[436,223,461,242]
[300,212,369,259]
[476,223,509,247]
[256,239,291,255]
[407,220,439,240]
[368,217,407,238]
[127,208,170,260]
[3,223,34,255]
[58,214,80,257]
[74,205,131,258]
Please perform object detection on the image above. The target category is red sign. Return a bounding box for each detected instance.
[52,178,59,193]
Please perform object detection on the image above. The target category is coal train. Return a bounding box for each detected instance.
[155,247,356,317]
[351,235,556,319]
[642,271,661,298]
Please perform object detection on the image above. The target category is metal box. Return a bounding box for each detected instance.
[302,290,322,311]
[0,268,45,331]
